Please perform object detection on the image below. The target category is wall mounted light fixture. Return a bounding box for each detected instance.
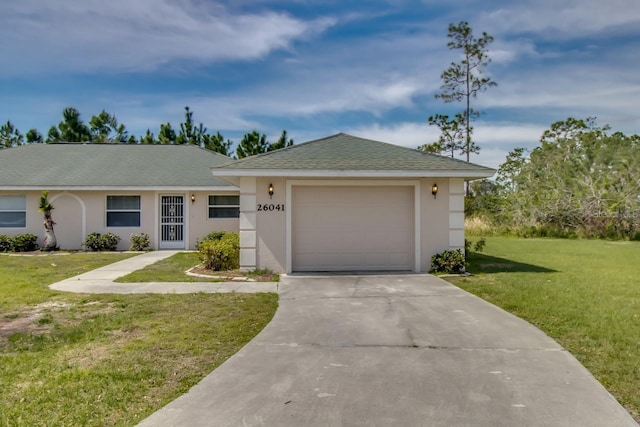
[268,183,274,199]
[431,183,438,199]
[191,194,196,203]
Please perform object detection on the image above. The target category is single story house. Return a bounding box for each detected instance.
[0,143,239,251]
[0,133,494,273]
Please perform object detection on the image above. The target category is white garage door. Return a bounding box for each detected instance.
[292,185,414,272]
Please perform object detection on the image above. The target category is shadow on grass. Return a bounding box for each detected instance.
[467,253,557,274]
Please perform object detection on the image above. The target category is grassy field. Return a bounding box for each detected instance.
[0,253,278,426]
[448,237,640,421]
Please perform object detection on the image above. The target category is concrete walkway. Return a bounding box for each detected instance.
[49,251,278,294]
[138,274,638,427]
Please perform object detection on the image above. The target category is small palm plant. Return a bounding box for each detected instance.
[39,191,58,251]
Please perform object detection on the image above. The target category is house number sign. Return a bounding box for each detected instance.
[257,203,285,212]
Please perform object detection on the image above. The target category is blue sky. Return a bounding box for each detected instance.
[1,0,639,169]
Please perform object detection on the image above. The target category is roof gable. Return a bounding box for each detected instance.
[213,133,495,178]
[0,143,236,189]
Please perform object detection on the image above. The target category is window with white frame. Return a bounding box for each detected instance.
[208,195,239,219]
[106,195,141,227]
[0,195,26,228]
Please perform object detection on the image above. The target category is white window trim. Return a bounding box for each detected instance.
[0,195,27,228]
[106,195,141,228]
[208,194,240,219]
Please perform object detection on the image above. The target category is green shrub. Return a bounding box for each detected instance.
[11,234,38,252]
[0,234,12,252]
[196,231,227,250]
[464,237,486,255]
[198,232,239,271]
[430,249,465,274]
[129,233,151,251]
[83,232,121,251]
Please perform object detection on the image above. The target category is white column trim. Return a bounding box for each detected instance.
[448,178,465,251]
[153,192,159,250]
[414,181,421,273]
[239,178,257,271]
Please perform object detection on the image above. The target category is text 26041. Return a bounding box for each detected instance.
[257,204,285,212]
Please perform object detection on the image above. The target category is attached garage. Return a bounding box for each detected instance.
[210,133,495,274]
[291,185,415,272]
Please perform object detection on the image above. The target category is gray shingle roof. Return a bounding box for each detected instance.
[213,133,495,178]
[0,143,235,188]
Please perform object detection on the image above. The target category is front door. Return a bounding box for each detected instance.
[160,195,185,249]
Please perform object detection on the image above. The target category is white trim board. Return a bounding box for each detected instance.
[213,169,494,179]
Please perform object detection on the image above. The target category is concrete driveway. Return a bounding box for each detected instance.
[138,274,637,427]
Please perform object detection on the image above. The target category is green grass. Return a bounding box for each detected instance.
[0,253,278,426]
[0,252,135,309]
[115,252,280,282]
[448,237,640,420]
[115,251,219,282]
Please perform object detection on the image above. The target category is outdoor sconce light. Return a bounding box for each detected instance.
[268,183,274,199]
[431,183,438,199]
[191,194,196,203]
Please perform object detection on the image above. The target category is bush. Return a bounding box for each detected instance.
[198,232,239,271]
[464,237,486,255]
[430,249,465,274]
[129,233,151,251]
[11,234,38,252]
[474,238,486,252]
[83,232,121,251]
[0,235,12,252]
[196,231,227,250]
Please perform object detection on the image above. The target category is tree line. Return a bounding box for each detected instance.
[0,106,293,158]
[467,117,640,240]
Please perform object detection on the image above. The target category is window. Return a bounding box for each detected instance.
[106,195,141,227]
[208,195,239,219]
[0,195,26,228]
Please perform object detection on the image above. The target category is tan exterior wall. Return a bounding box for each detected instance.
[255,177,287,272]
[0,189,239,251]
[50,192,84,249]
[81,190,157,251]
[5,180,462,266]
[0,191,45,246]
[242,177,463,274]
[419,178,452,272]
[188,190,239,249]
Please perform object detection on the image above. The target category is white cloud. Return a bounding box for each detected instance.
[104,75,429,132]
[346,122,437,148]
[3,0,639,159]
[479,0,640,38]
[346,121,546,169]
[0,0,335,75]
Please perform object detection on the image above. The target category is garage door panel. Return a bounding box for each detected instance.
[292,185,414,272]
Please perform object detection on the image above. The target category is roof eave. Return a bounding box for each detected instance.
[0,185,239,191]
[210,169,496,179]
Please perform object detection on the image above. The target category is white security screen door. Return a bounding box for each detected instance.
[160,195,185,249]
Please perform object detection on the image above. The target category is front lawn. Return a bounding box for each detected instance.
[115,251,219,282]
[0,253,278,426]
[448,237,640,421]
[115,251,279,282]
